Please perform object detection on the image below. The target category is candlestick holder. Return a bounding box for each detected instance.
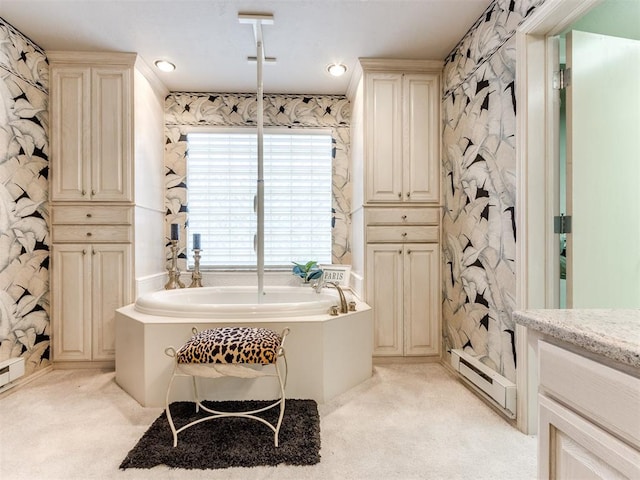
[189,249,203,288]
[164,240,185,289]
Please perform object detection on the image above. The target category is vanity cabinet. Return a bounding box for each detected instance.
[52,243,132,362]
[49,54,133,202]
[538,340,640,479]
[364,69,440,204]
[366,242,439,356]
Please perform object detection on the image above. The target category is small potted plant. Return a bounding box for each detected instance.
[292,261,323,284]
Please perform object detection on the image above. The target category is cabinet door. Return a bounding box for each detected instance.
[404,243,440,356]
[91,67,133,202]
[50,67,91,201]
[539,395,640,479]
[365,73,403,202]
[52,244,92,361]
[403,74,440,203]
[366,244,403,355]
[91,244,132,360]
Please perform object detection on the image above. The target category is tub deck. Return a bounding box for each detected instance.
[115,301,373,407]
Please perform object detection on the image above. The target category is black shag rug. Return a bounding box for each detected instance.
[120,399,320,470]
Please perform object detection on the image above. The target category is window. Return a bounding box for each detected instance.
[186,130,333,268]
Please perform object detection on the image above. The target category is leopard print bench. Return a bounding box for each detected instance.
[175,327,283,365]
[164,326,290,447]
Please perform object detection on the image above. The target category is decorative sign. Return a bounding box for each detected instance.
[320,265,351,287]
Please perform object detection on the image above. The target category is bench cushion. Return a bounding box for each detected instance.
[175,327,282,365]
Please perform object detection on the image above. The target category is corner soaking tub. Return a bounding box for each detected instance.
[115,286,372,407]
[133,286,338,318]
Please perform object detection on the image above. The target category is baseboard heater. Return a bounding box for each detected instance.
[450,349,516,418]
[0,357,25,389]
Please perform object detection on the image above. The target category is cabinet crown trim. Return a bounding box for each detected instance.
[47,51,138,66]
[358,58,443,73]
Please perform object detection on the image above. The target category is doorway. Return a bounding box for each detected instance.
[556,1,640,308]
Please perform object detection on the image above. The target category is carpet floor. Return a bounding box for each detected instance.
[120,399,320,469]
[0,363,537,479]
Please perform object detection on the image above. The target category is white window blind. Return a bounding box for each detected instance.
[186,131,333,268]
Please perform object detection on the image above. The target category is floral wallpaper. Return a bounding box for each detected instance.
[164,93,351,270]
[0,18,50,376]
[441,0,545,382]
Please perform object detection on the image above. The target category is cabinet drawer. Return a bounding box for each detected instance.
[52,225,132,243]
[52,205,132,225]
[539,340,640,449]
[366,207,439,225]
[366,226,438,243]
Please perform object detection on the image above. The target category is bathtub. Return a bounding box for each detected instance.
[115,286,372,407]
[134,286,338,318]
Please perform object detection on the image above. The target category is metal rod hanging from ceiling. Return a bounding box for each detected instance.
[239,13,274,299]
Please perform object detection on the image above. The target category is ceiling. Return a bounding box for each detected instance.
[0,0,493,95]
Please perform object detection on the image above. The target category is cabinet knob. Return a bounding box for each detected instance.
[92,249,96,255]
[401,232,407,237]
[86,232,92,237]
[82,249,86,255]
[86,213,92,218]
[398,192,402,198]
[401,215,407,221]
[407,249,412,254]
[91,189,96,197]
[398,249,402,254]
[406,192,411,198]
[81,190,86,196]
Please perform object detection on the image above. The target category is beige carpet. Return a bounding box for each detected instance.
[0,364,536,480]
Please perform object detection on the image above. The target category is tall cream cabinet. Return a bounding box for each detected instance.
[349,59,443,360]
[48,52,167,367]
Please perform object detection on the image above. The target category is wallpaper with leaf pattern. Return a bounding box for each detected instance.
[0,18,50,376]
[442,0,545,382]
[164,93,351,270]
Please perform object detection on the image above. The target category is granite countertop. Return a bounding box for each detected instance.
[513,309,640,369]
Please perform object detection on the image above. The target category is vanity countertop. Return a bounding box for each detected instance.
[513,309,640,369]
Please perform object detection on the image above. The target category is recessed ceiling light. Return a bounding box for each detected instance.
[154,60,176,72]
[327,63,347,77]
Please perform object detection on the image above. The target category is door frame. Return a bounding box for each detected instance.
[514,0,604,433]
